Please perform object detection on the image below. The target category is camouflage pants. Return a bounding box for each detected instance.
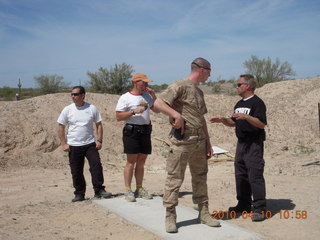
[163,134,208,208]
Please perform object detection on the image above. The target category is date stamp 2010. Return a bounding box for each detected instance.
[211,210,272,220]
[211,210,308,220]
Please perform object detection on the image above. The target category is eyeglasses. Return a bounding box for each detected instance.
[192,62,211,71]
[236,83,248,87]
[71,93,81,96]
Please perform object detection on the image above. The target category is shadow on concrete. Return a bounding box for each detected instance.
[177,218,199,229]
[179,191,193,198]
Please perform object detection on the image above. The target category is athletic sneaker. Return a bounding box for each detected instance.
[125,189,136,202]
[134,187,153,199]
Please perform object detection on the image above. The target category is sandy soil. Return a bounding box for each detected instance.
[1,77,320,239]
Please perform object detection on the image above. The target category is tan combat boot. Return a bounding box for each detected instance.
[198,202,221,227]
[165,207,178,233]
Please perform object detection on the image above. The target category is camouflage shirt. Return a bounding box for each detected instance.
[159,78,207,129]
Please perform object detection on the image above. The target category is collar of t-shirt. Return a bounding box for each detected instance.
[243,95,255,101]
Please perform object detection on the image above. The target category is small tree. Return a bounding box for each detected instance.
[18,78,22,95]
[243,55,296,87]
[87,63,134,94]
[34,74,69,94]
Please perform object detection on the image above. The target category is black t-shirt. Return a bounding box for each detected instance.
[231,95,267,142]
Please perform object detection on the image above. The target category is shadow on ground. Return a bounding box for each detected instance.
[211,198,295,221]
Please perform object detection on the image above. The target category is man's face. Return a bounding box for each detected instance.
[202,68,211,82]
[195,63,211,82]
[236,77,249,96]
[71,88,84,105]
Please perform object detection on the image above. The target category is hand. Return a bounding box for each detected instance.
[145,87,155,94]
[206,141,213,159]
[172,115,185,134]
[232,113,247,120]
[134,106,146,114]
[145,87,157,99]
[209,117,224,123]
[96,142,102,150]
[62,144,70,152]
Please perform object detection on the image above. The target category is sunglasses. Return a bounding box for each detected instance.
[71,93,81,96]
[192,62,211,71]
[236,83,248,87]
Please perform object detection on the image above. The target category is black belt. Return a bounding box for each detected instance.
[125,123,152,134]
[125,123,151,128]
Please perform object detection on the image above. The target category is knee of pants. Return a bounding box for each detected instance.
[166,176,184,189]
[248,168,265,183]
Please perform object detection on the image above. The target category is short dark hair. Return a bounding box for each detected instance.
[72,86,86,94]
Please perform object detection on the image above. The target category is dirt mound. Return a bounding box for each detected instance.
[1,77,319,176]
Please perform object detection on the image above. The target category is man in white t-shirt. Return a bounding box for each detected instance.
[57,86,112,202]
[115,73,159,202]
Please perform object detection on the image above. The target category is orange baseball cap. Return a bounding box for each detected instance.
[131,73,152,82]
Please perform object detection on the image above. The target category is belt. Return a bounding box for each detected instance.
[184,127,203,135]
[125,123,151,127]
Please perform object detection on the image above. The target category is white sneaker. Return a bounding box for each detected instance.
[134,187,153,199]
[125,189,136,202]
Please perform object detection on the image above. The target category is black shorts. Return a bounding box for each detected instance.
[123,124,152,154]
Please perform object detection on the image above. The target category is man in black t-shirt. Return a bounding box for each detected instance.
[210,74,267,221]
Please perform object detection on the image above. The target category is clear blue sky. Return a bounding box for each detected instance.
[0,0,319,88]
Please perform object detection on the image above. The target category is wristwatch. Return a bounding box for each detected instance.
[130,109,136,115]
[97,139,103,143]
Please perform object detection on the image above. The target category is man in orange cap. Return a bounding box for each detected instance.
[115,73,159,202]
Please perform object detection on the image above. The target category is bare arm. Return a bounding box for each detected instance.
[58,124,70,152]
[145,87,160,113]
[154,98,185,133]
[116,111,133,121]
[151,106,161,113]
[115,106,146,121]
[210,117,235,127]
[95,121,103,150]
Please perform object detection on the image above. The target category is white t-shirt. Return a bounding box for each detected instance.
[115,91,154,125]
[57,102,102,146]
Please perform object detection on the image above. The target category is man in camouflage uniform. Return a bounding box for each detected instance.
[154,57,220,233]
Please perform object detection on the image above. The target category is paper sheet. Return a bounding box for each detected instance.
[212,146,229,155]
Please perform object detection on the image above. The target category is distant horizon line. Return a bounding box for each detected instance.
[1,75,320,89]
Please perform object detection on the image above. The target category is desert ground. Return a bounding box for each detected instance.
[1,77,320,240]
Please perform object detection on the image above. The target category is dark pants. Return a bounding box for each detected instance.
[235,141,266,210]
[68,142,105,196]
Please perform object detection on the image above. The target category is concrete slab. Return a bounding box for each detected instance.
[93,196,263,240]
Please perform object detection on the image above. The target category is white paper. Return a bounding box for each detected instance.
[212,146,229,155]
